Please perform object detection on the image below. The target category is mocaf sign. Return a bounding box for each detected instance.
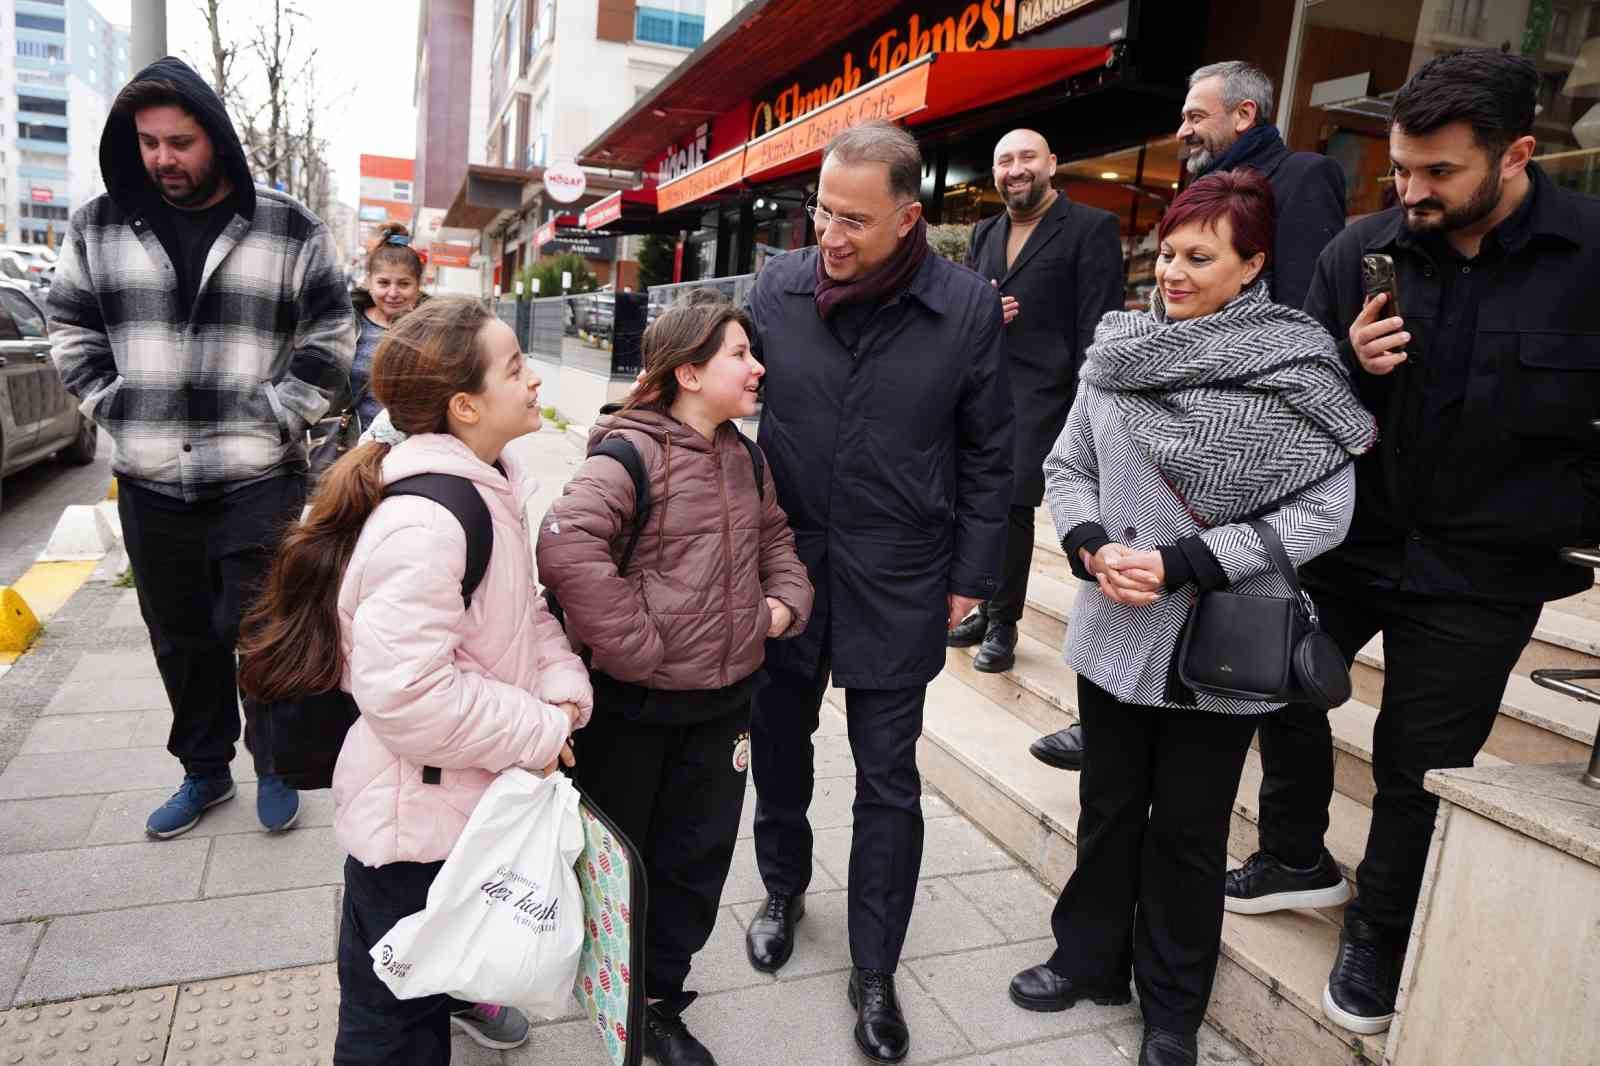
[749,0,1104,138]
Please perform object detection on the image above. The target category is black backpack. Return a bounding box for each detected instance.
[244,474,495,790]
[544,431,765,628]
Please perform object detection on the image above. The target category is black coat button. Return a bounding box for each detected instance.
[1123,526,1137,540]
[182,444,192,452]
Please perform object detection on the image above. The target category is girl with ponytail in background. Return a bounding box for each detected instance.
[238,297,592,1064]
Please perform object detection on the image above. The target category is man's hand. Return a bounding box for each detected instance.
[556,702,584,728]
[765,597,793,637]
[991,279,1020,325]
[1080,544,1161,606]
[948,593,983,631]
[1350,292,1409,375]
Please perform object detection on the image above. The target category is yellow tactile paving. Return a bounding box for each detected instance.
[0,985,177,1065]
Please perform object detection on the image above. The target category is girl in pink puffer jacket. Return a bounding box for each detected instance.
[238,298,591,1064]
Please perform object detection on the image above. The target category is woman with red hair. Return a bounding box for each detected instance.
[1005,169,1377,1066]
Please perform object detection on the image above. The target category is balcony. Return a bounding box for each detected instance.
[18,138,69,155]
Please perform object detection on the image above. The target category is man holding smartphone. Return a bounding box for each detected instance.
[1223,49,1600,1036]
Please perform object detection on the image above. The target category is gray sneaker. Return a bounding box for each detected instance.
[450,1002,530,1050]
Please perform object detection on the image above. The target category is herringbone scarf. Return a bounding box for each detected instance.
[1081,282,1377,527]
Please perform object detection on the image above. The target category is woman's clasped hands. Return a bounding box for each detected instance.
[1079,543,1165,607]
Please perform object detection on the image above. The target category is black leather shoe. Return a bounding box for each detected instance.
[1028,724,1084,771]
[972,621,1018,673]
[946,609,988,647]
[847,968,909,1063]
[1224,849,1352,915]
[1007,963,1132,1012]
[644,993,718,1066]
[1322,915,1402,1035]
[1138,1026,1198,1066]
[745,892,804,973]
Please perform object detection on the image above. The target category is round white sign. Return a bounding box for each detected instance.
[545,162,587,204]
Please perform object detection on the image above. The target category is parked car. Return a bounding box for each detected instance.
[0,280,97,514]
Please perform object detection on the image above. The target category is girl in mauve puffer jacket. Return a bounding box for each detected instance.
[238,298,591,1065]
[537,296,812,1065]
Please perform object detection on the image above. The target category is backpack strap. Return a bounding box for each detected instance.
[383,474,495,608]
[589,437,651,576]
[735,431,765,501]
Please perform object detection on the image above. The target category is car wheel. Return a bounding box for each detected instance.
[61,413,98,465]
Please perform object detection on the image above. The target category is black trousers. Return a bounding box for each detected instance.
[335,857,466,1065]
[750,652,926,973]
[118,475,306,777]
[570,695,751,1000]
[981,505,1036,625]
[1048,677,1258,1033]
[1255,579,1540,939]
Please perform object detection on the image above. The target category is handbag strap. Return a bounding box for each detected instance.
[1245,519,1318,624]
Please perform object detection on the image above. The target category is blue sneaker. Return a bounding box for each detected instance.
[256,774,301,832]
[145,773,236,839]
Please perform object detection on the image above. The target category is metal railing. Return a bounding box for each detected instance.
[646,274,758,313]
[495,290,650,380]
[1532,545,1600,789]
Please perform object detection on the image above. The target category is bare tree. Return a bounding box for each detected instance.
[195,0,236,103]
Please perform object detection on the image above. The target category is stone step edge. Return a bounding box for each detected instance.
[900,671,1389,1066]
[1031,525,1600,664]
[1023,562,1595,750]
[945,641,1374,885]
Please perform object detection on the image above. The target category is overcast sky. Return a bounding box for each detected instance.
[97,0,420,207]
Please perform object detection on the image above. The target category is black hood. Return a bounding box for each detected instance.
[100,56,255,218]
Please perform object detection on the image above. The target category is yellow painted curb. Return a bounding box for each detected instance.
[0,559,99,659]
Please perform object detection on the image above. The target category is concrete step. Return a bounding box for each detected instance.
[942,631,1374,883]
[901,669,1388,1066]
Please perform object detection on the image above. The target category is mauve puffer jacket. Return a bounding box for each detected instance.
[333,433,593,868]
[537,407,813,691]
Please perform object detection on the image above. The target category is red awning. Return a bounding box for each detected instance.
[741,45,1112,183]
[579,185,658,229]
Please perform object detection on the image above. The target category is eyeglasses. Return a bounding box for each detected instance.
[805,197,917,237]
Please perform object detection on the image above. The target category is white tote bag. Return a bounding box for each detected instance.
[371,767,585,1018]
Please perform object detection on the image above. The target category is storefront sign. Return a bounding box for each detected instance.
[30,187,52,203]
[658,147,747,213]
[657,123,710,185]
[431,243,474,268]
[545,161,588,203]
[544,226,618,260]
[580,190,624,229]
[532,218,559,249]
[749,0,1105,137]
[744,59,931,179]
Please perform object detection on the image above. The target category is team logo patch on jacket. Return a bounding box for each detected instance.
[732,732,751,773]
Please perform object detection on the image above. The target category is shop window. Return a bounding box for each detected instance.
[1285,1,1600,209]
[637,0,705,49]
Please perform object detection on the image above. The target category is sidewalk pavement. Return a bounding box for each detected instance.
[0,425,1250,1065]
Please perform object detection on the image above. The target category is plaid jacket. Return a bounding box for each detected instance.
[47,186,355,499]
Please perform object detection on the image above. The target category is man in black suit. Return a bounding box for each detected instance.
[949,129,1123,676]
[1029,61,1348,772]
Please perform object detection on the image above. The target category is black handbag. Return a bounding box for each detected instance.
[307,388,366,482]
[1176,519,1350,710]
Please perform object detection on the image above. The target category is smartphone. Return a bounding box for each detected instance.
[1361,254,1401,319]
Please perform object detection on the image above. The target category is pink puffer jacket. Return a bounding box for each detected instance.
[332,433,593,868]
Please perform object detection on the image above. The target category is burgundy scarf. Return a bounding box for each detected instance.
[814,217,929,319]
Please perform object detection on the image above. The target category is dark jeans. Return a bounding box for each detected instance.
[751,652,926,973]
[117,475,306,777]
[982,505,1036,625]
[569,694,751,1000]
[1048,677,1258,1033]
[1255,579,1540,940]
[335,856,464,1065]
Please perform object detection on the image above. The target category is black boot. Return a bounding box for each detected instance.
[1138,1026,1198,1066]
[946,607,988,648]
[644,993,717,1066]
[847,968,909,1063]
[745,892,804,973]
[1322,914,1402,1035]
[972,621,1018,673]
[1028,724,1084,771]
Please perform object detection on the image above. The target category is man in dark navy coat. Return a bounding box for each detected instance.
[742,120,1012,1063]
[953,128,1123,674]
[1030,60,1349,774]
